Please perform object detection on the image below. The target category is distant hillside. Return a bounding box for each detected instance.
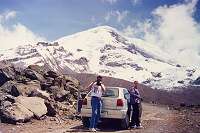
[71,73,200,106]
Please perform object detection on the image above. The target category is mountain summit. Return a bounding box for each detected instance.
[0,26,199,89]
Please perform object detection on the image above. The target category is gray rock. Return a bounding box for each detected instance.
[178,80,184,84]
[55,90,71,102]
[24,68,45,82]
[48,86,60,94]
[1,81,40,97]
[193,76,200,85]
[46,71,59,79]
[15,96,47,118]
[1,101,12,108]
[29,89,50,100]
[27,65,46,75]
[0,81,20,97]
[62,75,80,87]
[151,72,162,78]
[1,102,34,123]
[44,100,57,116]
[0,61,16,86]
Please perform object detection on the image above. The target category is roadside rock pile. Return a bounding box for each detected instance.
[0,60,80,124]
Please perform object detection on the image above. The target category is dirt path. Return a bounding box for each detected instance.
[51,103,188,133]
[0,103,199,133]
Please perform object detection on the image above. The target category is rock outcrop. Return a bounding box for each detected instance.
[15,96,47,118]
[0,60,80,124]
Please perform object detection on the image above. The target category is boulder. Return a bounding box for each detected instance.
[53,77,62,87]
[15,96,47,118]
[67,85,78,93]
[29,89,50,100]
[0,81,20,97]
[15,75,31,84]
[62,75,80,87]
[0,81,40,97]
[28,65,45,75]
[151,72,162,78]
[24,68,38,80]
[41,77,54,90]
[44,100,57,116]
[24,68,45,82]
[178,80,184,84]
[0,91,6,104]
[46,71,59,79]
[1,102,34,123]
[0,61,16,86]
[0,91,15,105]
[54,90,71,102]
[193,76,200,85]
[47,85,60,94]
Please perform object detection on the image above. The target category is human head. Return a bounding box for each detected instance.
[97,75,102,82]
[133,81,139,88]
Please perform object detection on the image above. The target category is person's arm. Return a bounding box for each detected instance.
[87,82,95,90]
[133,90,141,99]
[127,88,131,93]
[100,84,106,92]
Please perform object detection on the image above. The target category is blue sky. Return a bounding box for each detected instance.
[0,0,200,66]
[0,0,199,41]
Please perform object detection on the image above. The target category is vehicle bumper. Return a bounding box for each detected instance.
[81,108,127,119]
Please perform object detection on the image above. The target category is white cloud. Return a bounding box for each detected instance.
[0,11,16,22]
[116,10,129,22]
[131,0,142,5]
[122,25,135,37]
[123,0,200,67]
[104,10,129,23]
[5,11,17,20]
[0,11,46,50]
[101,0,118,4]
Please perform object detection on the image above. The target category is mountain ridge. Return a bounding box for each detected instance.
[0,26,199,89]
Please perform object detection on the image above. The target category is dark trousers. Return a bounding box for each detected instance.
[128,103,140,126]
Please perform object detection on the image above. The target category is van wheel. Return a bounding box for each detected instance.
[82,117,90,128]
[121,114,129,129]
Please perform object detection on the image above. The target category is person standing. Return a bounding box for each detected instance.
[128,81,143,129]
[87,76,105,132]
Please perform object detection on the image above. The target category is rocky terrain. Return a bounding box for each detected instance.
[0,60,80,124]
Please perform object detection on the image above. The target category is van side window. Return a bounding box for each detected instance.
[123,89,130,100]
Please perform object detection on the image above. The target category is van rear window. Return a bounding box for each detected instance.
[87,87,119,98]
[102,88,119,98]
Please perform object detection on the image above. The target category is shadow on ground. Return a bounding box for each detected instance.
[64,121,126,132]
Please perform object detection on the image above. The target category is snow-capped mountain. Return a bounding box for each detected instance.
[0,26,199,89]
[0,42,74,74]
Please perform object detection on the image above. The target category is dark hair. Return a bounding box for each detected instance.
[97,75,102,79]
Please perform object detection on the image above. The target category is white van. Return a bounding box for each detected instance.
[80,87,130,129]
